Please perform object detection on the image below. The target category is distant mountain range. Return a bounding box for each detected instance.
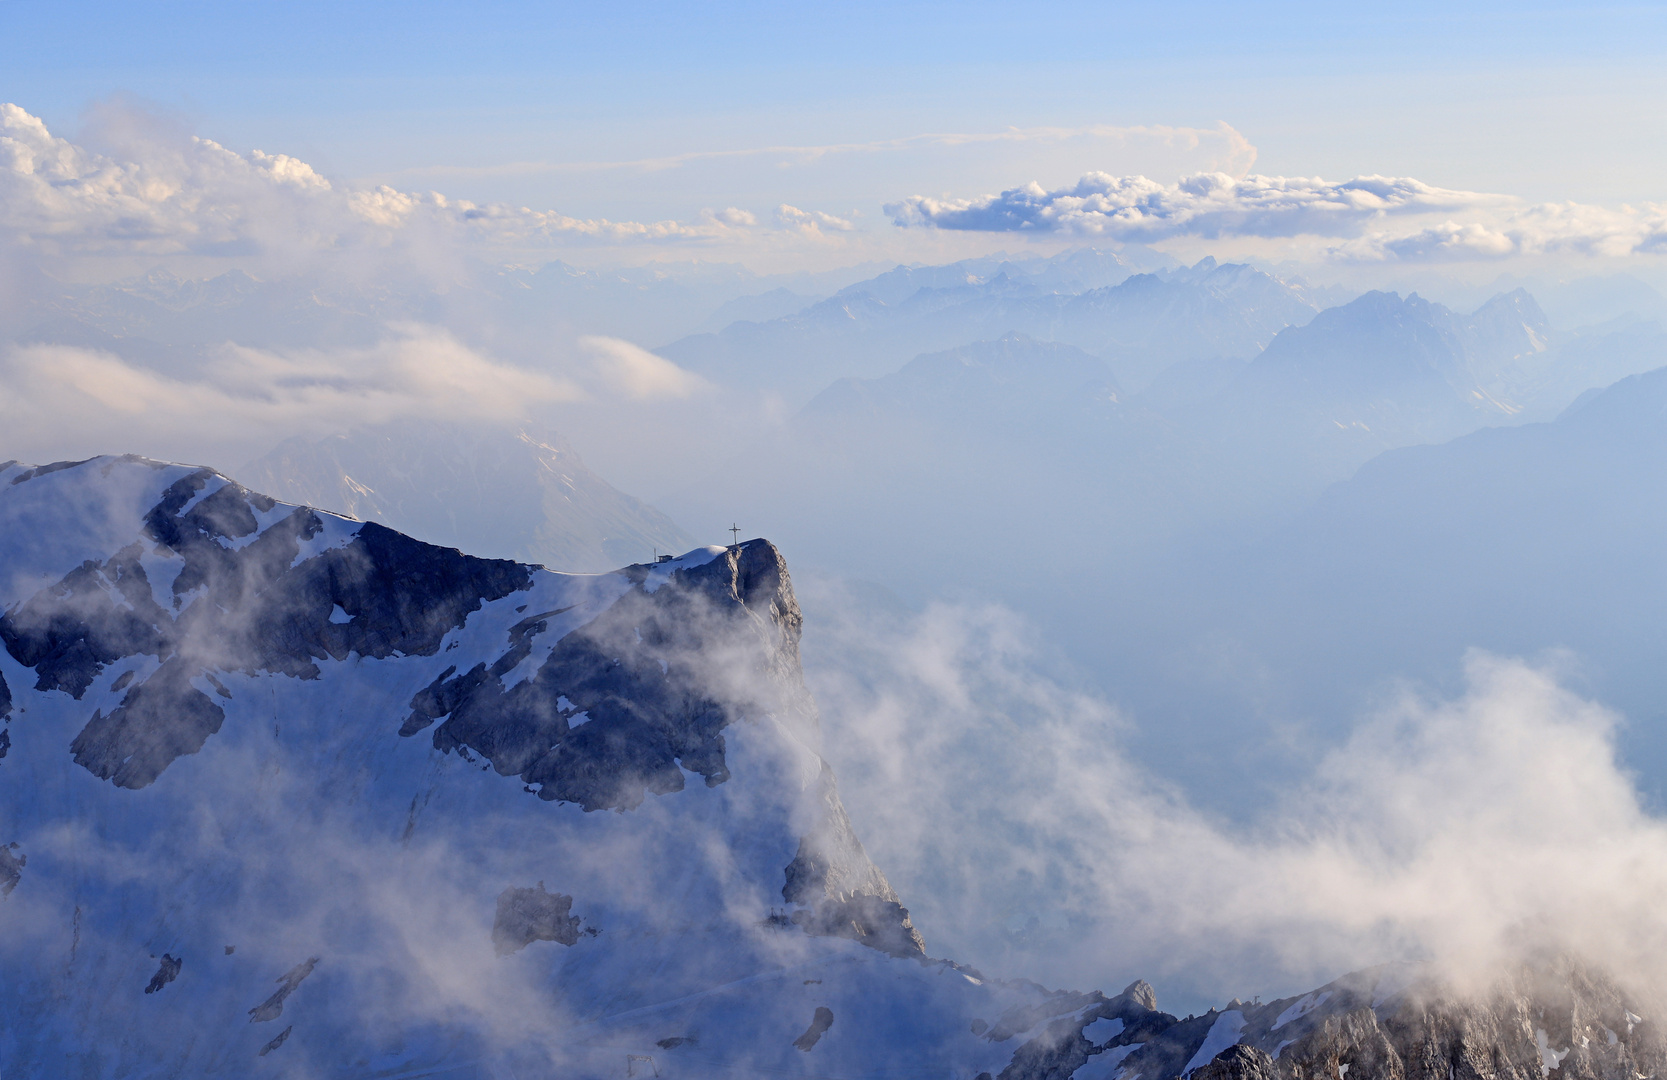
[660,257,1331,405]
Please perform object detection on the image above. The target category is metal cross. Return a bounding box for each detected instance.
[730,524,740,547]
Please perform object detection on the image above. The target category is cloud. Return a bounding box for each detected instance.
[1344,201,1667,261]
[704,206,758,227]
[576,335,708,400]
[0,103,752,263]
[888,171,1507,240]
[0,326,583,465]
[773,204,855,235]
[887,168,1667,261]
[804,589,1667,1005]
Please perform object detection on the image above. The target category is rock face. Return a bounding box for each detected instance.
[0,455,1070,1079]
[492,884,582,955]
[991,959,1667,1080]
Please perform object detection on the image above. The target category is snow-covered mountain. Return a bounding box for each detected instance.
[238,423,694,573]
[2,456,1663,1080]
[0,455,1108,1077]
[1220,289,1551,455]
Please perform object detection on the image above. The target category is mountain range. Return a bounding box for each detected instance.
[2,456,1660,1080]
[659,257,1329,406]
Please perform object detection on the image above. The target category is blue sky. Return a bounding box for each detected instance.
[2,2,1664,271]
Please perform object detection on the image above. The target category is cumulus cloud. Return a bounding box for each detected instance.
[1345,201,1667,261]
[0,327,583,465]
[887,168,1667,261]
[0,103,752,263]
[889,171,1505,239]
[576,335,708,399]
[773,204,855,235]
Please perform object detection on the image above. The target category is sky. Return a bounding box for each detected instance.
[3,1,1664,275]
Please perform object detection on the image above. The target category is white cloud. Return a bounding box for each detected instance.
[774,203,855,235]
[1345,201,1667,262]
[808,590,1667,1001]
[888,171,1506,240]
[888,167,1667,261]
[0,327,583,465]
[0,103,751,262]
[576,335,708,400]
[704,206,758,227]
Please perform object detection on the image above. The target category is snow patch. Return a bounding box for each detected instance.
[1537,1028,1571,1075]
[642,545,729,594]
[1183,1011,1246,1077]
[567,711,591,730]
[176,476,230,518]
[1073,1043,1143,1080]
[224,500,305,551]
[1084,1017,1125,1045]
[289,513,362,568]
[138,546,187,609]
[1274,991,1331,1030]
[329,605,354,625]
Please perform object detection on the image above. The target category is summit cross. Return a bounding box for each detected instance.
[730,524,740,547]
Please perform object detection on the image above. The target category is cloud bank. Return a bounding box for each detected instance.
[0,103,754,264]
[0,328,582,466]
[887,170,1667,261]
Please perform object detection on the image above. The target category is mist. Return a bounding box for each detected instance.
[801,584,1667,1012]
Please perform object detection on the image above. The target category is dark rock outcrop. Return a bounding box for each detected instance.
[413,540,813,812]
[782,761,926,957]
[249,958,319,1023]
[1007,958,1667,1080]
[995,980,1175,1080]
[1194,1044,1281,1080]
[492,883,581,956]
[794,1006,835,1051]
[0,466,530,788]
[144,954,182,994]
[789,894,925,958]
[258,1026,293,1057]
[0,843,23,896]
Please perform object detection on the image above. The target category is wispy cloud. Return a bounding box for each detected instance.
[577,336,708,400]
[378,122,1259,183]
[0,327,582,464]
[806,588,1667,1003]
